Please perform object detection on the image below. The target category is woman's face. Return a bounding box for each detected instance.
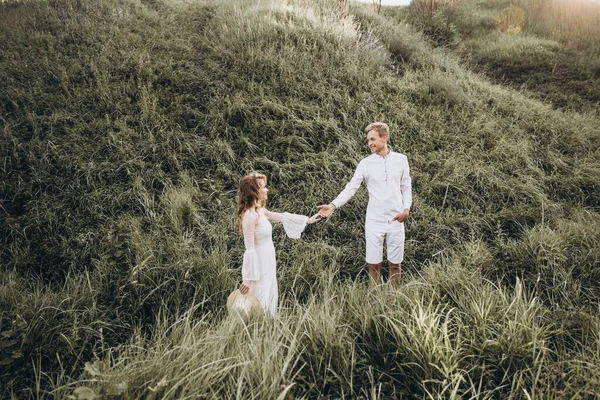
[258,179,268,202]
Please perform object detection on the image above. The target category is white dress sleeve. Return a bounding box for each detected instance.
[264,209,308,239]
[241,211,260,281]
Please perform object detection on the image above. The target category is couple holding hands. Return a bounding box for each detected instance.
[235,122,412,316]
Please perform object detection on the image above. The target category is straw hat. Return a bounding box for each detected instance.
[227,289,260,317]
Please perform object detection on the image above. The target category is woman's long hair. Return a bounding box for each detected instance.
[237,173,267,233]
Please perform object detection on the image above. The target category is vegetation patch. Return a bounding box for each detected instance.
[1,0,599,397]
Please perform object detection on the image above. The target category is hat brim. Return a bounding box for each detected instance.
[227,289,261,316]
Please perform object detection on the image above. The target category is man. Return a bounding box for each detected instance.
[317,122,412,285]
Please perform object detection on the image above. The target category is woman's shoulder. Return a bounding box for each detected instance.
[243,208,261,219]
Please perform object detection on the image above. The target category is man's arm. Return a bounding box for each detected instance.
[318,161,365,218]
[400,155,412,211]
[392,155,412,223]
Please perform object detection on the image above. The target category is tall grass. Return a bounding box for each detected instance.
[406,0,466,46]
[462,30,560,69]
[1,0,599,397]
[444,0,600,110]
[48,268,600,399]
[451,0,600,48]
[525,0,600,49]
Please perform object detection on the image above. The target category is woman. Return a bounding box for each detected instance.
[237,173,320,316]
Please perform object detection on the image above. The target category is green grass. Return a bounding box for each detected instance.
[453,0,600,111]
[462,31,561,69]
[397,0,600,111]
[44,269,600,399]
[1,0,600,397]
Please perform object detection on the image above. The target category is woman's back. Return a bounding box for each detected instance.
[243,209,273,246]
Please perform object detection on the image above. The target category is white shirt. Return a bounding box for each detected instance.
[331,150,412,223]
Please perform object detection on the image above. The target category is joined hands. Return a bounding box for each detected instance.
[307,213,322,224]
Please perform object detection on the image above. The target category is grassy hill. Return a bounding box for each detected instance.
[386,0,600,111]
[1,0,600,398]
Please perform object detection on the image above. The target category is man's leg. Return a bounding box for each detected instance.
[389,263,401,286]
[365,223,384,285]
[368,263,382,284]
[387,222,405,286]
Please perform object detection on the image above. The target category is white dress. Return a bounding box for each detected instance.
[241,208,308,316]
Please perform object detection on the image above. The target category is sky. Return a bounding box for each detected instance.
[356,0,412,5]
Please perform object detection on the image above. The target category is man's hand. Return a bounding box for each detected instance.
[240,281,251,295]
[307,213,322,224]
[392,209,410,223]
[317,203,336,218]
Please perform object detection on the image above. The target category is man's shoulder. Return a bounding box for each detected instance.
[358,154,375,165]
[362,153,380,162]
[390,151,408,161]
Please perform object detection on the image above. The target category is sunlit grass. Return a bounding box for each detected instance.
[527,0,600,49]
[437,0,600,110]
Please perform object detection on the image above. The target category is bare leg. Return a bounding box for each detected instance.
[389,263,401,286]
[368,263,382,284]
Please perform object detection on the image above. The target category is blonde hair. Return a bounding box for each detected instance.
[365,122,390,138]
[236,173,267,232]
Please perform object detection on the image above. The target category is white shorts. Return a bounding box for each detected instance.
[365,220,405,264]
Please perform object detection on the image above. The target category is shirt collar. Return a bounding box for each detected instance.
[372,147,394,159]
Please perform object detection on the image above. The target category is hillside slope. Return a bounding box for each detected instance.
[1,0,599,397]
[389,0,600,111]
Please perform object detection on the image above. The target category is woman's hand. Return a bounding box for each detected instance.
[240,281,251,295]
[307,213,323,225]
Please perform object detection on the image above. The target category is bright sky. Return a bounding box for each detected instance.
[356,0,411,5]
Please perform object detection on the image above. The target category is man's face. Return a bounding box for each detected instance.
[367,129,387,155]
